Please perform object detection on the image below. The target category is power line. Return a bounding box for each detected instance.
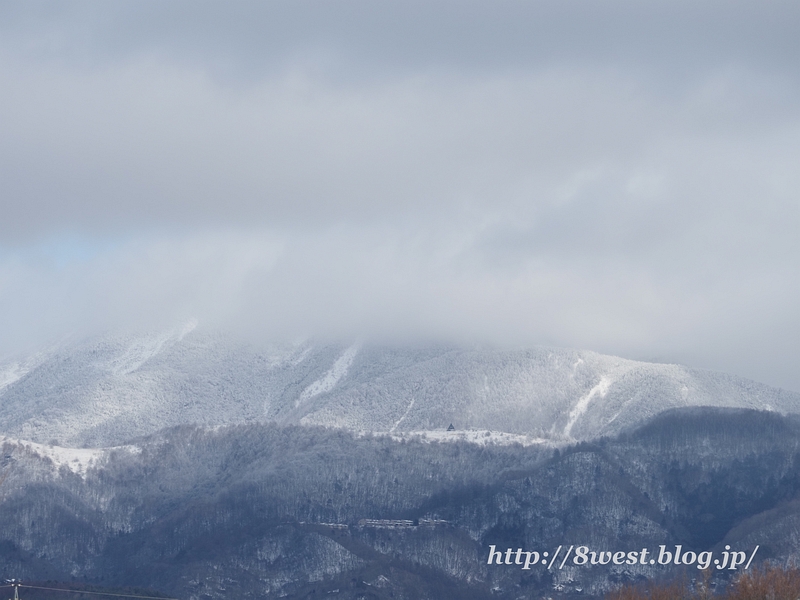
[14,584,180,600]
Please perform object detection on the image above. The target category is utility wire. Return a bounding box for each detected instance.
[18,584,179,600]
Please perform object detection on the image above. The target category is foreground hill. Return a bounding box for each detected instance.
[3,408,800,598]
[1,324,799,446]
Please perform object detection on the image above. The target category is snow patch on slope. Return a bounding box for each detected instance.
[0,350,51,396]
[0,363,27,394]
[380,429,551,447]
[564,375,612,438]
[1,436,141,478]
[390,398,415,433]
[299,343,360,403]
[106,319,197,375]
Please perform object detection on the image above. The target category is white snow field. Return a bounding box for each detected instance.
[1,324,799,447]
[0,435,140,478]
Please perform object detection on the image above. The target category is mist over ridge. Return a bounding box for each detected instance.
[2,1,800,393]
[1,323,798,450]
[2,3,800,598]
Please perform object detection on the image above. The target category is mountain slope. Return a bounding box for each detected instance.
[1,325,798,446]
[4,409,800,598]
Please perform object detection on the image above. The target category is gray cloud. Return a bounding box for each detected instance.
[1,0,799,392]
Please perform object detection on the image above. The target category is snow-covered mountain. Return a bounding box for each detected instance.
[1,323,799,447]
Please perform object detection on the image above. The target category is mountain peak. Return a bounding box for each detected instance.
[1,330,798,447]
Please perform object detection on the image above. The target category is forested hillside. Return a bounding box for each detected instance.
[3,408,800,598]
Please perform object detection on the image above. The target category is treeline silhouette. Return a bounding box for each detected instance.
[607,564,800,600]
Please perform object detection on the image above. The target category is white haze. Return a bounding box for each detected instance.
[1,1,799,392]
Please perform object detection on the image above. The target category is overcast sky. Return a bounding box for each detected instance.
[1,0,799,391]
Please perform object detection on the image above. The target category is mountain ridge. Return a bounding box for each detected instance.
[1,325,798,447]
